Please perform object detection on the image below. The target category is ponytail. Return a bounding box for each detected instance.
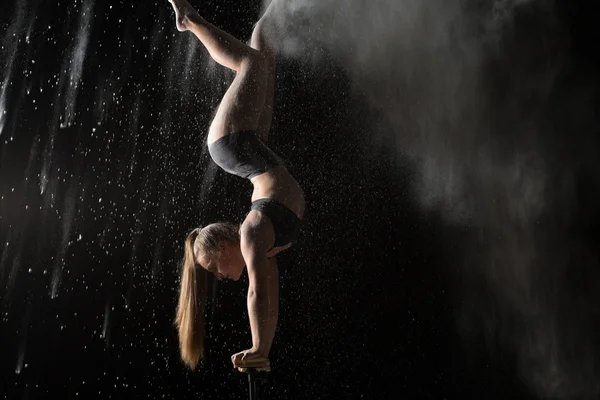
[175,228,208,370]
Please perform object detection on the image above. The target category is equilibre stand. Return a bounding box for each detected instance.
[237,359,271,400]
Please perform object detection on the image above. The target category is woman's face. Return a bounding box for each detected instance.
[197,240,245,281]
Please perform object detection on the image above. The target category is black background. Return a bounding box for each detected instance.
[0,0,598,399]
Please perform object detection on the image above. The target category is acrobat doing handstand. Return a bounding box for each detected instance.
[170,0,305,372]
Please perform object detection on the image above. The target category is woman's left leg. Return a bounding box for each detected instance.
[169,0,270,141]
[249,7,278,142]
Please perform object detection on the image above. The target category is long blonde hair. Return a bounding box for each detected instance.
[175,223,240,369]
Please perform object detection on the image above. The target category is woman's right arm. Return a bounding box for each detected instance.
[266,243,291,258]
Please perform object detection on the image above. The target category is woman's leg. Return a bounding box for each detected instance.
[169,0,268,141]
[249,7,277,142]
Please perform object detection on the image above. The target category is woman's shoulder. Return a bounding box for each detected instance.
[239,210,275,253]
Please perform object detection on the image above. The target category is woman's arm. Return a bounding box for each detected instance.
[266,243,291,258]
[246,255,279,356]
[240,221,279,357]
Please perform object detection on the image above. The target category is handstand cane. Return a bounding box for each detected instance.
[237,358,270,400]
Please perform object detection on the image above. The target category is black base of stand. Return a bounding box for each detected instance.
[240,368,269,400]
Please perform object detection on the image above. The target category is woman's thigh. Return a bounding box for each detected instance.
[208,55,268,143]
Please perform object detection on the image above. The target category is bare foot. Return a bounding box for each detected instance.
[168,0,199,32]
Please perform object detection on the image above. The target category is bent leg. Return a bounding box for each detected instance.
[169,0,269,140]
[208,56,268,140]
[169,0,254,72]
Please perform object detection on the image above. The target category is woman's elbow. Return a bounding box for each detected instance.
[247,287,268,301]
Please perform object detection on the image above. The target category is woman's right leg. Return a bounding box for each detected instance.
[169,0,268,141]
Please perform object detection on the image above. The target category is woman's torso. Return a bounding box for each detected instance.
[207,131,305,220]
[250,166,305,219]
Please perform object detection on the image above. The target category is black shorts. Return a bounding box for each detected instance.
[250,198,300,248]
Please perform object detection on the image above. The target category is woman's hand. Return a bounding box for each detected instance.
[265,243,291,258]
[231,348,270,370]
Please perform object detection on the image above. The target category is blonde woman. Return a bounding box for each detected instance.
[169,0,305,371]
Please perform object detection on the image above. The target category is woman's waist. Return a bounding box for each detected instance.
[251,167,305,217]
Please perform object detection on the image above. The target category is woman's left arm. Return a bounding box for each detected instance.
[238,223,279,358]
[246,255,279,356]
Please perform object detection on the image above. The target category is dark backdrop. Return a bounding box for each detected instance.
[0,0,598,399]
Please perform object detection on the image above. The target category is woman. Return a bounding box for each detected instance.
[169,0,305,371]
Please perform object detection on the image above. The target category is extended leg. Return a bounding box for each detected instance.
[169,0,269,140]
[249,6,278,142]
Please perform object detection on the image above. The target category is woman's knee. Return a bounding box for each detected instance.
[240,48,268,72]
[250,21,276,65]
[237,51,270,89]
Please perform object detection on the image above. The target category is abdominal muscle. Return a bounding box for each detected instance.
[250,166,305,219]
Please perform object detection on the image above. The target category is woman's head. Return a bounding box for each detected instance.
[193,222,245,281]
[175,222,245,370]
